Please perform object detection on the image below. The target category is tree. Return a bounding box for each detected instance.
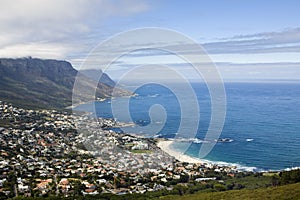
[71,180,84,196]
[173,184,188,196]
[179,174,189,183]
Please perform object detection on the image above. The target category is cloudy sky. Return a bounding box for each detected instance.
[1,0,300,81]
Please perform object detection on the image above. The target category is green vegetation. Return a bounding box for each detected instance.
[161,182,300,200]
[279,169,300,184]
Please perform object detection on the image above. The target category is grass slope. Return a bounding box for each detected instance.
[161,182,300,200]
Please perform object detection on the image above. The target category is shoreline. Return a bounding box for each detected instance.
[157,140,300,172]
[156,139,260,172]
[156,140,205,164]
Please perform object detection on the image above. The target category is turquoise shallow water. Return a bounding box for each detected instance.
[76,82,300,171]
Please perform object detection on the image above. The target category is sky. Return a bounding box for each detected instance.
[1,0,300,81]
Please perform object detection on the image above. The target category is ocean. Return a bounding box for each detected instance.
[76,82,300,171]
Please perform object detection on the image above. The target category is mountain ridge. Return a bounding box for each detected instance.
[0,57,131,109]
[80,69,116,87]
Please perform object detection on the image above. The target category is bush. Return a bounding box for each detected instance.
[214,183,226,191]
[279,169,300,184]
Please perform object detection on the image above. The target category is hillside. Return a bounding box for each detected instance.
[80,69,116,87]
[161,182,300,200]
[0,57,131,109]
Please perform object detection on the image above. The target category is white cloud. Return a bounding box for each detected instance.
[0,0,149,58]
[204,28,300,54]
[0,42,70,59]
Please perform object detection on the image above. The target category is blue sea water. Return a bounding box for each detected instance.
[76,82,300,171]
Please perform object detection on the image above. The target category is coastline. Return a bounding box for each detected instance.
[156,140,261,172]
[157,140,205,164]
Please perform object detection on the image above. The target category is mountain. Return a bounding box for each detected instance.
[0,57,131,109]
[80,69,116,87]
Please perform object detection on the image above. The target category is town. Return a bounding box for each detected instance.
[0,101,245,199]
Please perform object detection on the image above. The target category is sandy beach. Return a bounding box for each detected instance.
[157,140,204,164]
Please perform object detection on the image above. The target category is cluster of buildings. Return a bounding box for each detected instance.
[0,101,238,198]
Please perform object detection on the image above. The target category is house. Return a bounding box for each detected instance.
[18,184,29,193]
[195,177,217,182]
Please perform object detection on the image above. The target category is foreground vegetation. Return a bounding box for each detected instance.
[162,182,300,200]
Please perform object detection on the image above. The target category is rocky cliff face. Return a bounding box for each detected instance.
[0,58,131,109]
[80,69,116,87]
